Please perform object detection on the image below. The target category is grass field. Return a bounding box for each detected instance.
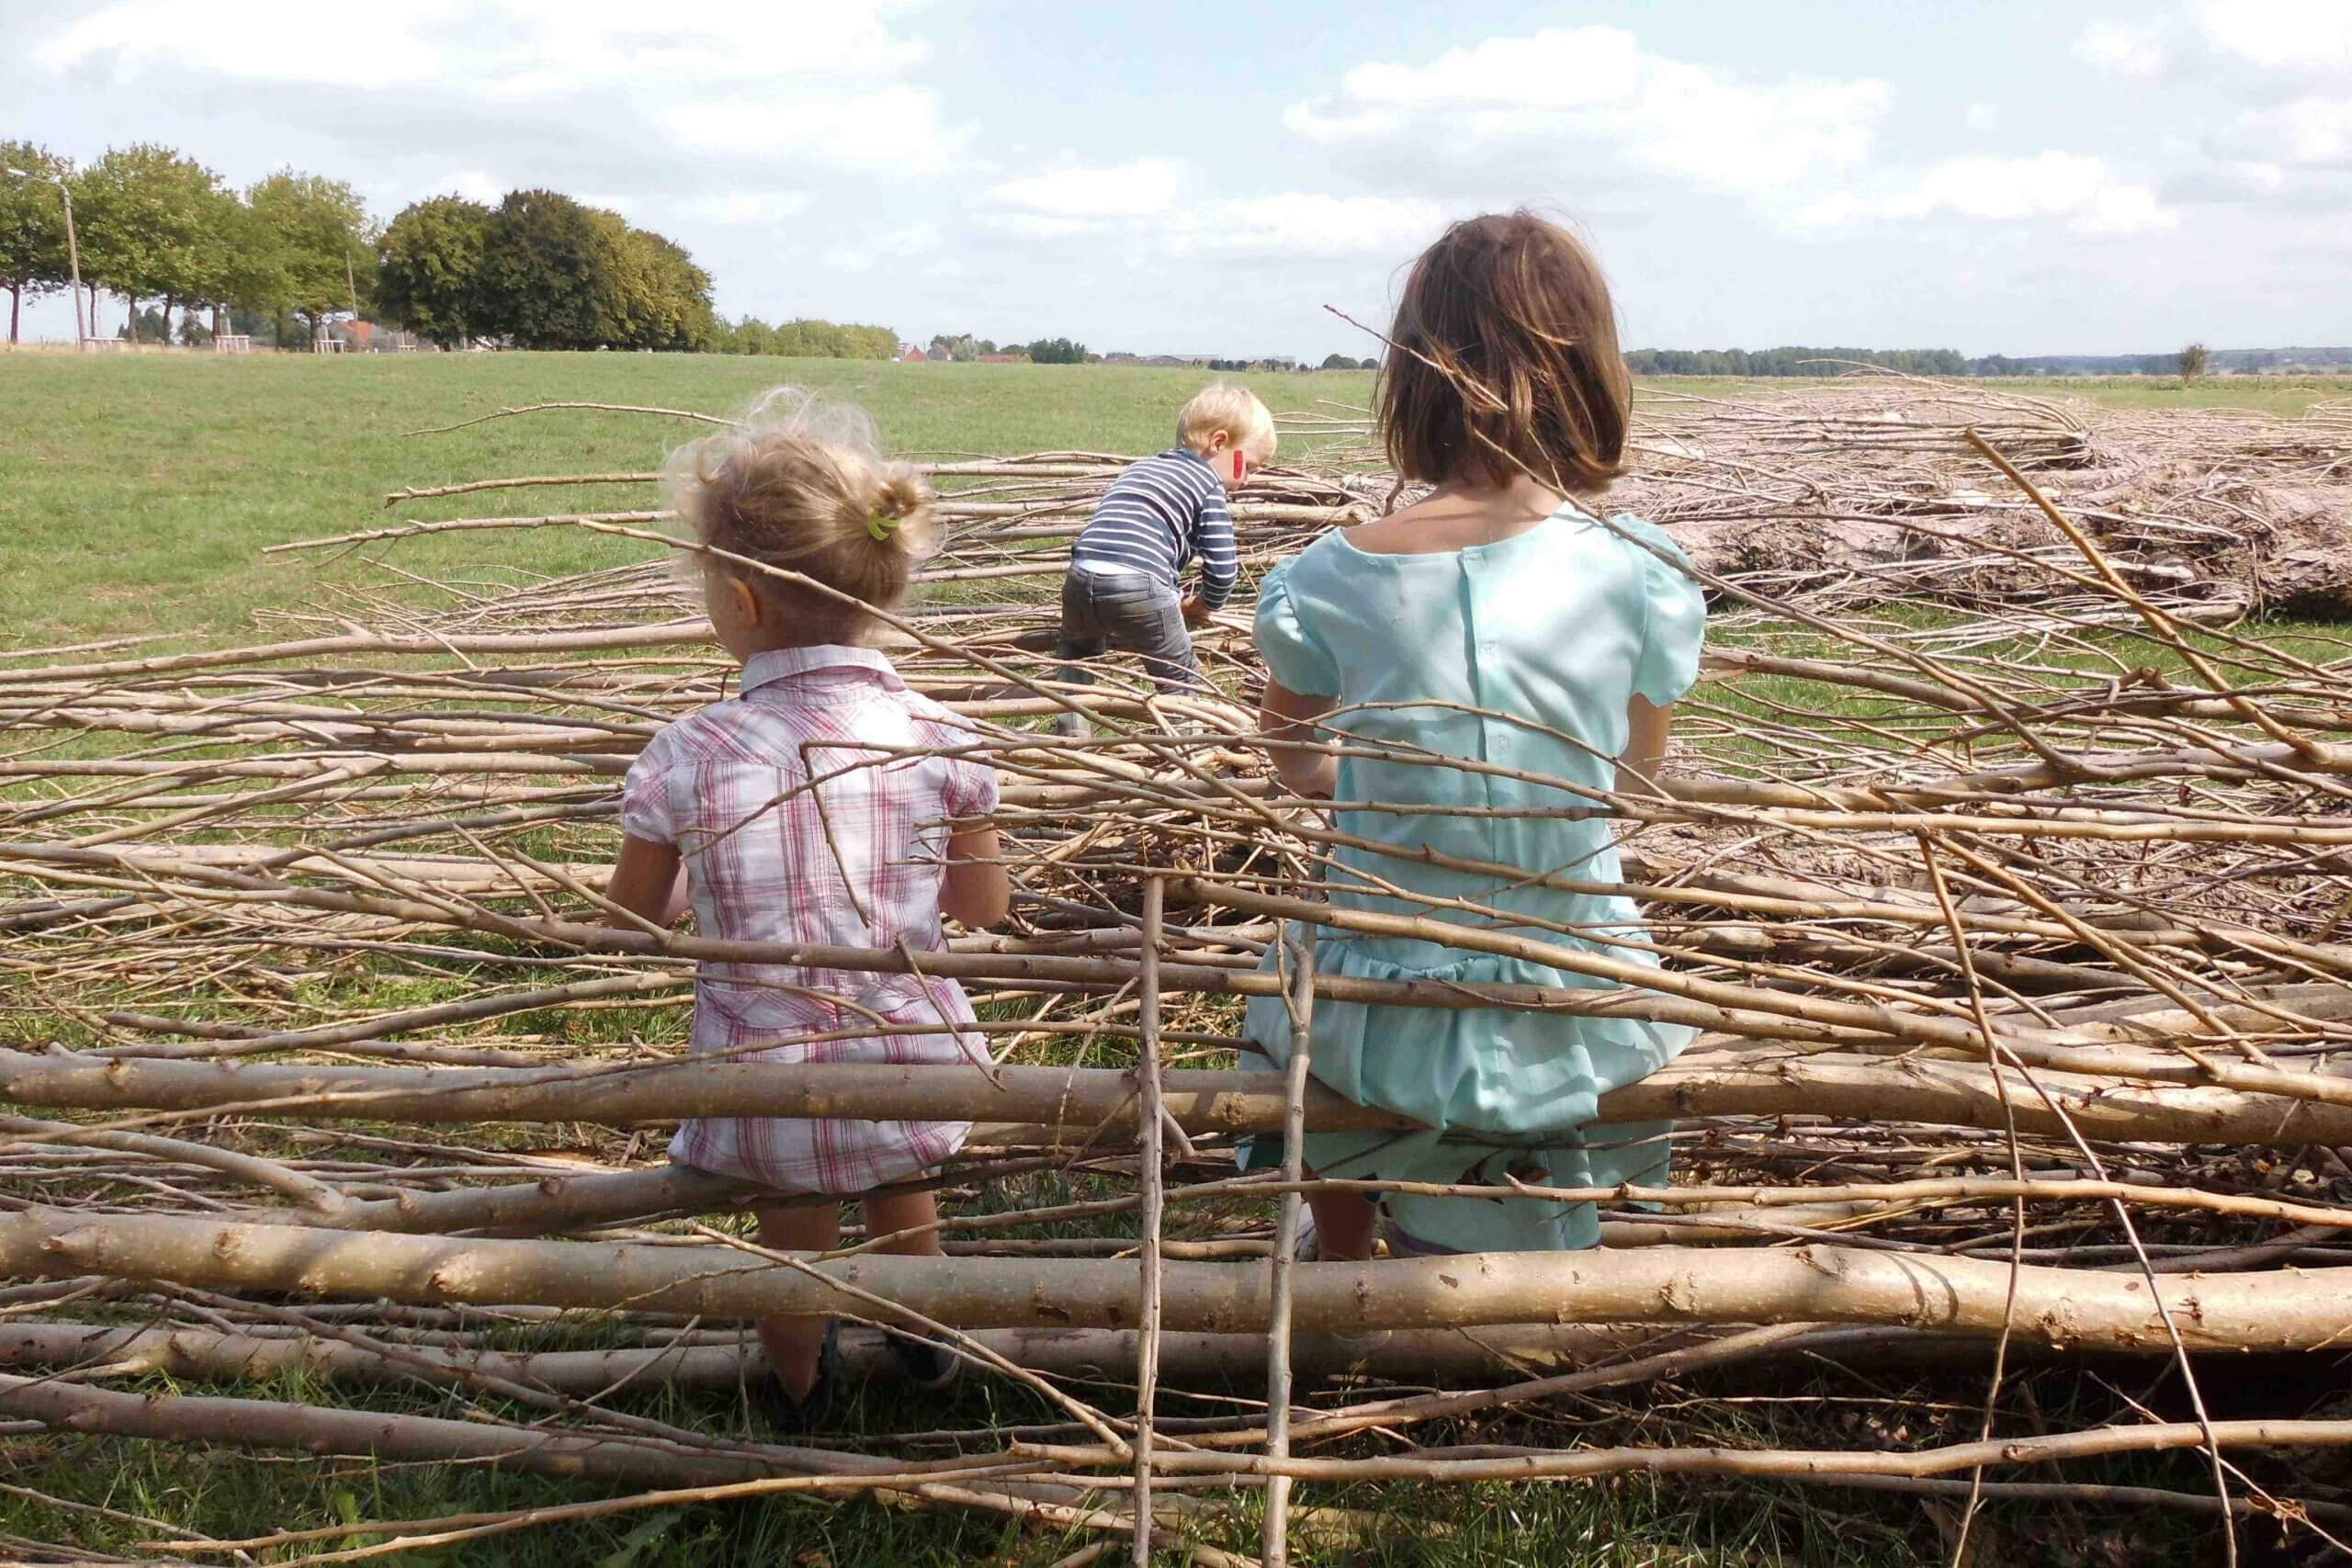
[5,352,2348,649]
[0,353,1373,648]
[0,351,2319,1564]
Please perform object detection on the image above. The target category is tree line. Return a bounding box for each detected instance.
[1,140,377,345]
[1624,345,1972,378]
[377,190,715,350]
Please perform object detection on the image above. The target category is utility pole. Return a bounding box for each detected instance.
[61,180,83,348]
[3,165,83,347]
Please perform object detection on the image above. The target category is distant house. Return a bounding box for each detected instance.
[899,345,929,363]
[979,353,1024,364]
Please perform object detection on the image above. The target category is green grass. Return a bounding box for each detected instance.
[0,353,1373,647]
[9,353,2345,650]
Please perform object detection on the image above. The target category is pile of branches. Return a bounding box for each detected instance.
[3,387,2352,1562]
[1301,377,2352,624]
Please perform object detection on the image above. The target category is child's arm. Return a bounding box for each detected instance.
[1260,679,1339,798]
[604,834,688,928]
[1617,697,1674,798]
[941,827,1011,928]
[1189,490,1238,617]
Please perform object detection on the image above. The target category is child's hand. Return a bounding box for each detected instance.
[1181,596,1211,626]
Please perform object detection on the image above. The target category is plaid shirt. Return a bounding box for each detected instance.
[620,645,999,1195]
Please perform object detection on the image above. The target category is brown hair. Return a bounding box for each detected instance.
[664,388,934,637]
[1377,211,1630,492]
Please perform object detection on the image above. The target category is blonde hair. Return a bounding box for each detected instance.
[663,387,935,635]
[1177,383,1276,457]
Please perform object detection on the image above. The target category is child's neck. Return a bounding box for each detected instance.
[725,616,879,664]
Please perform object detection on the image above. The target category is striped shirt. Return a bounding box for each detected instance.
[1068,447,1238,610]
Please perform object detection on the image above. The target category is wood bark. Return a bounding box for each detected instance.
[0,1318,1702,1392]
[12,1047,2352,1148]
[11,1208,2352,1353]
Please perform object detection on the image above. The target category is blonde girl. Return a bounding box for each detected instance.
[603,389,1008,1428]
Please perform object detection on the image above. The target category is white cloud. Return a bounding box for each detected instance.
[1964,103,1999,131]
[2077,3,2351,86]
[1175,195,1447,258]
[984,159,1190,220]
[678,191,814,225]
[31,0,928,92]
[971,175,1442,260]
[1813,152,2178,234]
[436,169,504,205]
[2075,17,2172,77]
[818,219,942,275]
[2194,0,2352,75]
[2075,183,2178,234]
[1886,152,2109,220]
[2220,98,2352,168]
[665,85,973,175]
[1283,27,1889,211]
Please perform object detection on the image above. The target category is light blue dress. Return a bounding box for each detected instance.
[1243,504,1707,1254]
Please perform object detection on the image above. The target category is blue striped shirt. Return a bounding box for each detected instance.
[1068,447,1238,610]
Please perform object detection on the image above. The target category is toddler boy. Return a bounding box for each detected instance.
[1055,384,1275,731]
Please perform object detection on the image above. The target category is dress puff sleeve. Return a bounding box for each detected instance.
[1614,513,1708,707]
[1252,557,1340,697]
[941,750,1001,823]
[618,730,679,845]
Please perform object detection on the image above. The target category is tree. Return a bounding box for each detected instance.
[475,189,618,349]
[0,142,72,344]
[73,143,233,342]
[2180,342,2209,383]
[1318,352,1354,370]
[214,197,291,333]
[376,196,492,349]
[1023,336,1087,364]
[609,224,717,351]
[245,171,374,343]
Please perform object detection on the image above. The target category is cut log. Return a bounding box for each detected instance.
[9,1048,2352,1147]
[9,1208,2351,1353]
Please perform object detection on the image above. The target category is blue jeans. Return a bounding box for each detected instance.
[1056,569,1204,732]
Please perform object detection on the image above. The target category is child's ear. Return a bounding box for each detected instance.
[728,575,763,631]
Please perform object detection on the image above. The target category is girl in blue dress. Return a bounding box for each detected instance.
[1246,211,1707,1260]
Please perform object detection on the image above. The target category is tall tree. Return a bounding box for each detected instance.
[375,196,492,348]
[73,143,232,342]
[2180,342,2210,383]
[0,141,71,344]
[623,229,717,351]
[475,189,616,350]
[245,171,374,343]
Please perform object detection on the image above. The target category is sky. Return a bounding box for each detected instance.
[5,0,2349,357]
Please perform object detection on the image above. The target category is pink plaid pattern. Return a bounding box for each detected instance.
[620,645,998,1196]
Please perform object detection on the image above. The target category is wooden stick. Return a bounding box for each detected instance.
[1262,922,1315,1568]
[19,1209,2352,1351]
[17,1049,2352,1149]
[1131,876,1166,1566]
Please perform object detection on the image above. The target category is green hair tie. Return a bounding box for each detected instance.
[867,512,900,542]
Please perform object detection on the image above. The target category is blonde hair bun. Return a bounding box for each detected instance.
[662,387,938,627]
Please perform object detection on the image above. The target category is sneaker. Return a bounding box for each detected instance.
[757,1320,841,1434]
[883,1324,964,1393]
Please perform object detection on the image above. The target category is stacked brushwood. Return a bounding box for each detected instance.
[4,383,2352,1562]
